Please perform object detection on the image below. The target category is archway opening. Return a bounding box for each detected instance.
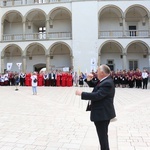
[34,63,46,73]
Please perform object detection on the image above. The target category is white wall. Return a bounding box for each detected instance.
[4,22,23,34]
[51,19,71,32]
[101,53,123,70]
[72,1,98,73]
[100,13,121,31]
[26,55,46,72]
[127,53,149,70]
[50,55,71,69]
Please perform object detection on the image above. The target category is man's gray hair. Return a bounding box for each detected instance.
[99,64,111,74]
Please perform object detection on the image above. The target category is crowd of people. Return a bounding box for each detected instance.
[0,70,73,87]
[0,68,149,89]
[74,68,149,89]
[112,68,149,89]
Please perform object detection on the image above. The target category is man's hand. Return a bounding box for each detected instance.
[87,73,94,81]
[75,90,82,96]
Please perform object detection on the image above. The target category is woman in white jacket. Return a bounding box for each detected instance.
[31,72,38,95]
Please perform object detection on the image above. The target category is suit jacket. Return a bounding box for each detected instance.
[81,76,116,122]
[49,73,55,80]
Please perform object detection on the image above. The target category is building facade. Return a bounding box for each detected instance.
[0,0,150,73]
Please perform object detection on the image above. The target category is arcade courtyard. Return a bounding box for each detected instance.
[0,85,149,150]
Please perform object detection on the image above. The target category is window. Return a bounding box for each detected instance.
[129,60,138,70]
[107,60,114,71]
[107,60,113,65]
[39,27,46,39]
[39,27,46,33]
[129,26,136,36]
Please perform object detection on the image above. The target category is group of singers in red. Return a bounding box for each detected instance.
[0,68,149,89]
[0,70,73,87]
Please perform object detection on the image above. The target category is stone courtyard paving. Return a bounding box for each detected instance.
[0,85,149,150]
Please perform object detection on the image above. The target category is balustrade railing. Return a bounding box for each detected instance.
[3,34,23,41]
[99,30,123,38]
[99,30,149,38]
[3,32,72,41]
[24,33,47,40]
[125,30,149,37]
[3,30,149,41]
[1,0,70,6]
[1,0,148,7]
[47,32,72,39]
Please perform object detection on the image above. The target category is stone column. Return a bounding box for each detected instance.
[22,56,26,73]
[3,0,7,6]
[1,56,5,73]
[22,0,26,5]
[22,20,26,40]
[1,22,3,41]
[12,0,14,6]
[122,53,127,70]
[122,17,126,36]
[46,55,50,72]
[46,19,49,39]
[98,54,101,66]
[70,55,73,69]
[148,53,150,69]
[148,17,150,36]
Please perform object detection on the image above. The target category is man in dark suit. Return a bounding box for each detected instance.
[49,71,56,86]
[75,64,116,150]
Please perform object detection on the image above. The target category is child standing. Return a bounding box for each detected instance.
[31,72,38,95]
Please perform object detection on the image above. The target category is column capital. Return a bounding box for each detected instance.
[123,53,127,56]
[1,56,4,59]
[70,55,74,59]
[122,16,125,20]
[46,54,50,57]
[22,55,26,59]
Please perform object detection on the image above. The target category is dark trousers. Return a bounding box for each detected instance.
[20,78,25,86]
[44,79,49,86]
[50,79,56,86]
[143,78,147,89]
[94,120,110,150]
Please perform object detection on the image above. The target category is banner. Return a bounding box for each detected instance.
[90,58,97,72]
[63,67,69,72]
[16,63,22,70]
[91,58,96,66]
[7,63,13,71]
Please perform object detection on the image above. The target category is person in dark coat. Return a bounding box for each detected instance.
[20,72,26,86]
[78,75,84,87]
[75,64,116,150]
[113,73,120,87]
[14,73,20,91]
[49,71,56,86]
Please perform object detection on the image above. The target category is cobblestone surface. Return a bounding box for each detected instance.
[0,85,149,150]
